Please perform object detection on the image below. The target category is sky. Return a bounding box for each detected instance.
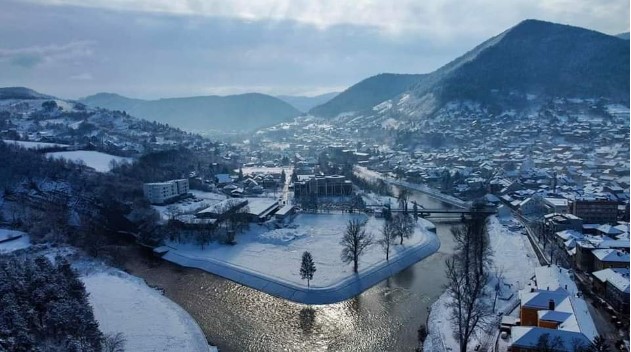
[0,0,628,100]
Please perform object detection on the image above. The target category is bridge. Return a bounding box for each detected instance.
[365,204,496,219]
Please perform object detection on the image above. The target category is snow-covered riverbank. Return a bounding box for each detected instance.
[423,215,539,351]
[81,266,216,352]
[161,213,440,304]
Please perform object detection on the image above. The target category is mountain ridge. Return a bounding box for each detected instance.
[80,92,301,132]
[308,73,426,118]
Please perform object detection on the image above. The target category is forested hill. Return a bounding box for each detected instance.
[80,92,301,132]
[308,73,425,118]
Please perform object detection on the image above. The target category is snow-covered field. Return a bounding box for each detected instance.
[46,151,133,172]
[423,215,539,351]
[0,229,30,253]
[82,268,214,352]
[163,213,439,304]
[3,139,69,149]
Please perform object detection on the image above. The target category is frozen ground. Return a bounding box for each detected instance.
[0,229,30,253]
[81,267,215,352]
[424,215,539,351]
[46,150,133,172]
[163,213,439,304]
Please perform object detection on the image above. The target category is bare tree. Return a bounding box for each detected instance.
[393,214,415,245]
[446,256,491,352]
[535,333,564,352]
[340,219,374,273]
[103,332,126,352]
[300,251,316,287]
[379,220,395,261]
[587,335,611,352]
[445,213,493,352]
[397,189,409,213]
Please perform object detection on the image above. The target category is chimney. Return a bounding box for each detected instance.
[548,299,555,311]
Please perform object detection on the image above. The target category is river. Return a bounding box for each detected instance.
[121,187,460,352]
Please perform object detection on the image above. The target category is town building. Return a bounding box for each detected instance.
[571,197,619,224]
[591,268,630,312]
[293,175,353,198]
[143,179,189,204]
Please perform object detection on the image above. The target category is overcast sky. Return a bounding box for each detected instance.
[0,0,628,99]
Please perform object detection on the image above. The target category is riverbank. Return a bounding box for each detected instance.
[79,263,216,352]
[160,213,439,304]
[423,214,539,351]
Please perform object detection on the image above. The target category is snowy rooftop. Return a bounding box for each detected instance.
[592,268,630,293]
[592,248,630,262]
[534,265,579,296]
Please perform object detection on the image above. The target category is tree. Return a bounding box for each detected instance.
[445,213,493,352]
[340,219,374,273]
[41,100,58,112]
[445,256,490,352]
[300,251,316,287]
[379,220,395,261]
[535,333,564,352]
[392,214,414,245]
[397,189,409,213]
[280,169,286,184]
[103,332,126,352]
[588,335,611,352]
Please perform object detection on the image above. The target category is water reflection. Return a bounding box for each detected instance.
[299,307,316,334]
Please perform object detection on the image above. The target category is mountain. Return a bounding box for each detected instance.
[389,20,629,119]
[80,92,301,132]
[0,87,52,100]
[615,32,630,40]
[276,92,339,112]
[308,73,425,118]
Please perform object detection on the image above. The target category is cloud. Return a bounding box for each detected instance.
[0,41,95,68]
[27,0,630,36]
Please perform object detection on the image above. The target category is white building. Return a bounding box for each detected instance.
[143,179,189,204]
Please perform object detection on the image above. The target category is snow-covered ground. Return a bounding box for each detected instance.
[0,234,214,352]
[46,151,133,172]
[0,229,30,253]
[3,139,69,149]
[81,267,215,352]
[423,215,539,351]
[162,213,439,304]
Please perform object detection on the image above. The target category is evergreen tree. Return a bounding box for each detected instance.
[299,251,316,287]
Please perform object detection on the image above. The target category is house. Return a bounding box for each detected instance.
[508,265,597,352]
[509,327,592,352]
[196,198,248,220]
[591,249,629,271]
[215,173,233,186]
[591,268,630,312]
[544,213,583,237]
[543,197,569,214]
[143,179,189,204]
